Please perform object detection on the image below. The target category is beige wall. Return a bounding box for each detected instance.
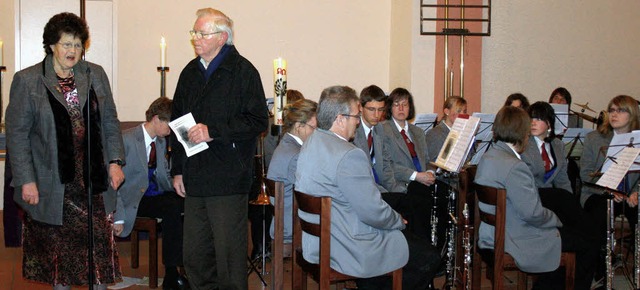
[482,0,640,117]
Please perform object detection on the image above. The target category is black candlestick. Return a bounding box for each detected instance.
[157,67,169,97]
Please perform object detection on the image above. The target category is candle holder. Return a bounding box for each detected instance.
[0,66,6,132]
[157,67,169,97]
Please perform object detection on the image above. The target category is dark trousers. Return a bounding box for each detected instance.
[137,192,184,267]
[183,194,248,290]
[356,230,441,290]
[533,188,599,290]
[382,181,436,241]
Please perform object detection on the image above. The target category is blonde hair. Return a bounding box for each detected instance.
[283,99,318,133]
[598,95,640,135]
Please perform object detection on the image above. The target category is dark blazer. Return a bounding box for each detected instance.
[579,130,640,206]
[521,136,573,193]
[381,120,433,192]
[475,141,562,273]
[266,133,300,242]
[352,122,398,193]
[7,55,123,225]
[170,45,269,196]
[295,129,408,278]
[425,121,449,163]
[104,125,173,237]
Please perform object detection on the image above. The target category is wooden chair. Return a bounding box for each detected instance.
[291,190,402,290]
[265,179,293,290]
[472,184,576,290]
[131,217,160,289]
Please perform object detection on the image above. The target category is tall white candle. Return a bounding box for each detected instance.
[160,37,166,67]
[0,40,3,66]
[273,58,287,125]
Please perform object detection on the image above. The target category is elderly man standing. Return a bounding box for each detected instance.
[171,8,268,290]
[296,86,439,290]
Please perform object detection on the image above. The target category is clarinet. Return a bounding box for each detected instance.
[445,175,458,288]
[636,184,640,289]
[606,191,614,290]
[462,203,472,290]
[431,181,439,247]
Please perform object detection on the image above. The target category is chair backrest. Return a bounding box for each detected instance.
[293,190,332,277]
[473,184,508,267]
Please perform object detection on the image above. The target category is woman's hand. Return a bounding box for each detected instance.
[22,182,39,205]
[627,192,639,207]
[113,223,124,236]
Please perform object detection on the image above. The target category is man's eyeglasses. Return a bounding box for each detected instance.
[189,30,222,40]
[341,113,362,119]
[58,42,83,51]
[363,106,386,113]
[608,108,630,114]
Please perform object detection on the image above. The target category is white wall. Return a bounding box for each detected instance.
[482,0,640,117]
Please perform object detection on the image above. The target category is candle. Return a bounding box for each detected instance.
[0,40,3,66]
[273,58,287,125]
[160,36,166,67]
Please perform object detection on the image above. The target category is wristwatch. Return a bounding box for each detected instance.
[109,159,125,166]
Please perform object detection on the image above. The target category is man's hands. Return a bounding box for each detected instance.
[415,171,436,186]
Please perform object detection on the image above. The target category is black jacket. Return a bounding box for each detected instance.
[171,45,268,196]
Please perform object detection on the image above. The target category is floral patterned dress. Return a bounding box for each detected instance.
[22,72,121,286]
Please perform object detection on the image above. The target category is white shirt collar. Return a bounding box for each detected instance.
[392,118,410,140]
[361,118,373,137]
[142,124,157,158]
[506,143,522,160]
[287,132,303,146]
[534,136,545,152]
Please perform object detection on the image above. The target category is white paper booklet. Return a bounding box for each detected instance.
[169,113,209,157]
[433,115,480,172]
[596,147,640,190]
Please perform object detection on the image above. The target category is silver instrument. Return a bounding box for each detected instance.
[431,181,439,247]
[607,191,614,290]
[462,203,472,290]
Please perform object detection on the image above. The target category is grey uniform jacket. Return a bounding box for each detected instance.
[352,123,397,193]
[381,120,433,192]
[579,130,640,206]
[521,136,573,193]
[425,121,449,163]
[295,129,409,278]
[475,141,562,273]
[104,125,173,237]
[7,55,123,225]
[266,133,300,242]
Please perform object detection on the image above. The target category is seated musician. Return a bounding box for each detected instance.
[549,87,582,128]
[425,96,467,164]
[266,99,317,243]
[377,88,438,241]
[475,106,596,290]
[504,92,530,110]
[295,86,440,290]
[104,97,187,289]
[580,95,640,288]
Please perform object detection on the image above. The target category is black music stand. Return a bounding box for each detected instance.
[468,113,494,166]
[562,128,593,159]
[550,103,569,136]
[414,113,438,134]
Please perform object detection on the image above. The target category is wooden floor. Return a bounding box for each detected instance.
[1,212,637,290]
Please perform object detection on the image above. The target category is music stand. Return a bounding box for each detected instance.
[562,128,593,159]
[551,103,569,136]
[468,113,494,166]
[414,113,438,135]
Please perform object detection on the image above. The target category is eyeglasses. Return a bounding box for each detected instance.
[341,113,362,119]
[363,106,386,113]
[58,42,83,51]
[189,30,222,39]
[392,102,409,108]
[608,107,630,114]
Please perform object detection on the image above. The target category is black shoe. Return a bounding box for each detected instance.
[163,274,190,290]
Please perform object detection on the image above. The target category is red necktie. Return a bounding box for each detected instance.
[400,129,417,158]
[149,141,157,168]
[541,143,551,172]
[367,131,373,151]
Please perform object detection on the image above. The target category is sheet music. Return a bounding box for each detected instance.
[602,130,640,172]
[550,104,569,135]
[413,113,438,134]
[471,113,495,142]
[169,113,210,157]
[434,115,480,172]
[596,147,640,190]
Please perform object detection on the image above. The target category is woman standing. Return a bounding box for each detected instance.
[6,13,124,289]
[266,99,317,243]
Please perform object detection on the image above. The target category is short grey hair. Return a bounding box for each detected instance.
[196,8,234,45]
[316,86,358,130]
